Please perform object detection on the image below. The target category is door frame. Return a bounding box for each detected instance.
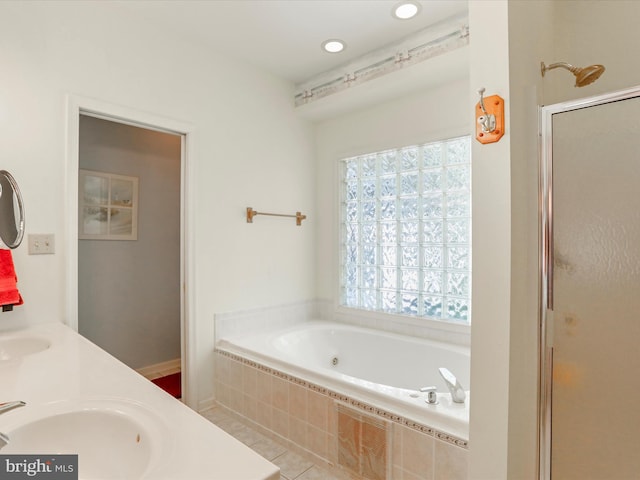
[66,95,198,409]
[538,84,640,480]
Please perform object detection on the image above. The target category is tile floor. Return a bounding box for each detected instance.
[201,406,342,480]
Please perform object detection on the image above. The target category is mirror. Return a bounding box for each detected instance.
[0,170,25,249]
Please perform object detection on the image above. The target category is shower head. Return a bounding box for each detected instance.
[541,61,606,87]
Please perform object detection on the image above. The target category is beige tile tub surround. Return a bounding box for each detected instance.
[337,403,390,480]
[215,349,468,480]
[201,406,342,480]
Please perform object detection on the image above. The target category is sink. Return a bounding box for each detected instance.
[0,400,169,479]
[0,336,50,361]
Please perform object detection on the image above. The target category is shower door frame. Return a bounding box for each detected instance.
[538,84,640,480]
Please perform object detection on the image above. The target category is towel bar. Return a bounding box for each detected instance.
[246,207,306,226]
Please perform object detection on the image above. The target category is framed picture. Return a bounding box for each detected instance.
[79,169,138,240]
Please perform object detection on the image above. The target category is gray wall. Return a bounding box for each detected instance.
[78,115,181,370]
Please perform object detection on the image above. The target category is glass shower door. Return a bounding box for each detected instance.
[547,93,640,479]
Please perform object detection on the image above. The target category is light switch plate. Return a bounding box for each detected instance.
[28,234,55,255]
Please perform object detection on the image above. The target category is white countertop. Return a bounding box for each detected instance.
[0,322,279,480]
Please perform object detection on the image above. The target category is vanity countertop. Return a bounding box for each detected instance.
[0,322,279,480]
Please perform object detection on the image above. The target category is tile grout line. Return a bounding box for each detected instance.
[294,464,315,480]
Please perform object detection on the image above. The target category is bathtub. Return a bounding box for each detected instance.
[215,320,470,441]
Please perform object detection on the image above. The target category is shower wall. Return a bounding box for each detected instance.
[547,1,640,105]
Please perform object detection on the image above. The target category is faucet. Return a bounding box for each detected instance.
[0,401,25,449]
[438,368,466,403]
[0,401,25,415]
[420,386,438,405]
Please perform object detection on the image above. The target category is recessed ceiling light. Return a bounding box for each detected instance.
[322,39,346,54]
[392,1,421,20]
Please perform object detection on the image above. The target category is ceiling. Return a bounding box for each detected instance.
[120,0,468,85]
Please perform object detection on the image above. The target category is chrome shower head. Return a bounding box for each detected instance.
[541,61,606,87]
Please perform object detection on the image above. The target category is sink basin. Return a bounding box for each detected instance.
[1,400,169,479]
[0,336,50,361]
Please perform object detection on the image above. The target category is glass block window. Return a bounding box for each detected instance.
[339,136,471,322]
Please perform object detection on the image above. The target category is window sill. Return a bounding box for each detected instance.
[332,305,471,347]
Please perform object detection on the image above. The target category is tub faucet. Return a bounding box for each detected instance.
[438,368,466,403]
[420,386,438,405]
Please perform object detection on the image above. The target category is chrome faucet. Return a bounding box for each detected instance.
[438,368,466,403]
[420,386,438,404]
[0,401,26,449]
[0,401,25,415]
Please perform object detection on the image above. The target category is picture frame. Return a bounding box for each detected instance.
[79,169,138,240]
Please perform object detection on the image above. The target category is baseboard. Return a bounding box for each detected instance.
[136,358,181,380]
[198,397,217,413]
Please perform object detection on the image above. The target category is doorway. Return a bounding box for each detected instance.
[66,95,197,408]
[78,115,182,397]
[540,86,640,479]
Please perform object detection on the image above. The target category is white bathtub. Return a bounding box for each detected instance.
[216,320,470,441]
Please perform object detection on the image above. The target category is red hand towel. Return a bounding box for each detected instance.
[0,249,23,306]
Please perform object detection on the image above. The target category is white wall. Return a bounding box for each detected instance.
[461,1,640,477]
[498,2,640,478]
[78,116,181,370]
[532,2,640,478]
[506,2,554,478]
[546,0,640,105]
[467,4,512,477]
[315,77,470,304]
[0,1,315,405]
[468,1,555,478]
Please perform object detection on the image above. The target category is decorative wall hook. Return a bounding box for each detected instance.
[477,88,495,133]
[475,88,504,144]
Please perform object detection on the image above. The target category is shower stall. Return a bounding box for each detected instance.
[539,85,640,479]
